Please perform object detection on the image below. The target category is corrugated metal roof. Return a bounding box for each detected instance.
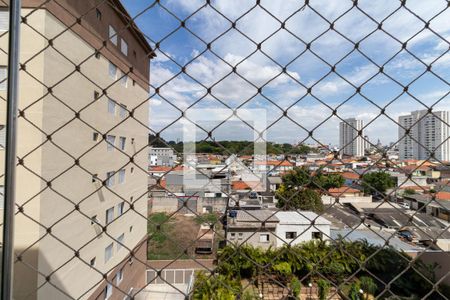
[331,229,425,252]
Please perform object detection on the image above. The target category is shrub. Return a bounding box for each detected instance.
[290,277,301,299]
[317,279,331,300]
[359,276,377,298]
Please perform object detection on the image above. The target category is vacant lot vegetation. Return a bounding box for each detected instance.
[147,212,222,260]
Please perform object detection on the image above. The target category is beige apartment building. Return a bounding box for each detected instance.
[0,1,153,299]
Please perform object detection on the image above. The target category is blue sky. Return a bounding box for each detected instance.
[122,0,449,146]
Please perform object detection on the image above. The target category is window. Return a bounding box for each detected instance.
[94,91,100,100]
[105,243,113,263]
[105,282,112,299]
[106,207,114,224]
[117,268,124,284]
[117,233,125,251]
[93,132,99,142]
[129,226,133,232]
[259,234,269,243]
[108,98,116,115]
[238,233,243,240]
[230,233,236,240]
[95,51,101,59]
[108,62,117,79]
[90,215,98,225]
[130,167,134,174]
[118,169,126,184]
[0,11,8,32]
[121,39,128,55]
[0,125,5,148]
[285,232,297,239]
[119,137,126,150]
[92,174,98,183]
[109,25,117,45]
[90,257,96,266]
[117,202,125,216]
[106,135,115,151]
[119,104,127,118]
[96,8,102,20]
[106,171,115,187]
[312,232,323,240]
[121,72,128,87]
[0,66,7,90]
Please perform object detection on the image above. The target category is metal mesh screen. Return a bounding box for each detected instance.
[0,0,450,299]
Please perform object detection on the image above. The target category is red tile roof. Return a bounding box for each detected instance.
[341,172,360,180]
[149,165,184,172]
[436,191,450,201]
[328,186,361,196]
[231,181,261,190]
[254,160,294,167]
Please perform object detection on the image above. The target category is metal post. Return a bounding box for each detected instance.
[1,0,21,299]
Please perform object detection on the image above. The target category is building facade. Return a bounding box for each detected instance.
[227,210,331,249]
[0,1,153,299]
[149,147,176,166]
[398,110,450,161]
[339,118,365,157]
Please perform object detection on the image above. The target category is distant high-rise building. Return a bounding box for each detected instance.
[339,118,365,157]
[398,110,450,161]
[364,135,370,152]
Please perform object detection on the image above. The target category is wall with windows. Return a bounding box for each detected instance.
[0,4,151,300]
[275,223,330,247]
[226,229,277,250]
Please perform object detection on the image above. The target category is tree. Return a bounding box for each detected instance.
[276,186,324,212]
[314,173,345,190]
[281,167,344,191]
[361,171,395,196]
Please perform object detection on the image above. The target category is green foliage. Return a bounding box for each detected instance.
[290,277,302,298]
[194,213,219,225]
[314,172,346,190]
[275,166,345,212]
[317,279,331,300]
[276,186,324,212]
[149,134,318,155]
[403,188,416,195]
[280,167,345,190]
[193,272,240,300]
[348,282,361,300]
[273,261,292,279]
[147,213,170,244]
[361,171,396,195]
[211,240,450,299]
[359,276,377,298]
[242,289,258,300]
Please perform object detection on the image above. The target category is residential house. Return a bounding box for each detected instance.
[322,186,372,205]
[227,210,331,249]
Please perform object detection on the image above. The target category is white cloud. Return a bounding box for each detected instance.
[144,0,449,144]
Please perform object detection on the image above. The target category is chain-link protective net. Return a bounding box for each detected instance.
[1,0,450,299]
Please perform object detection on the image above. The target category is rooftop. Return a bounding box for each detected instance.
[331,229,425,252]
[275,211,331,225]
